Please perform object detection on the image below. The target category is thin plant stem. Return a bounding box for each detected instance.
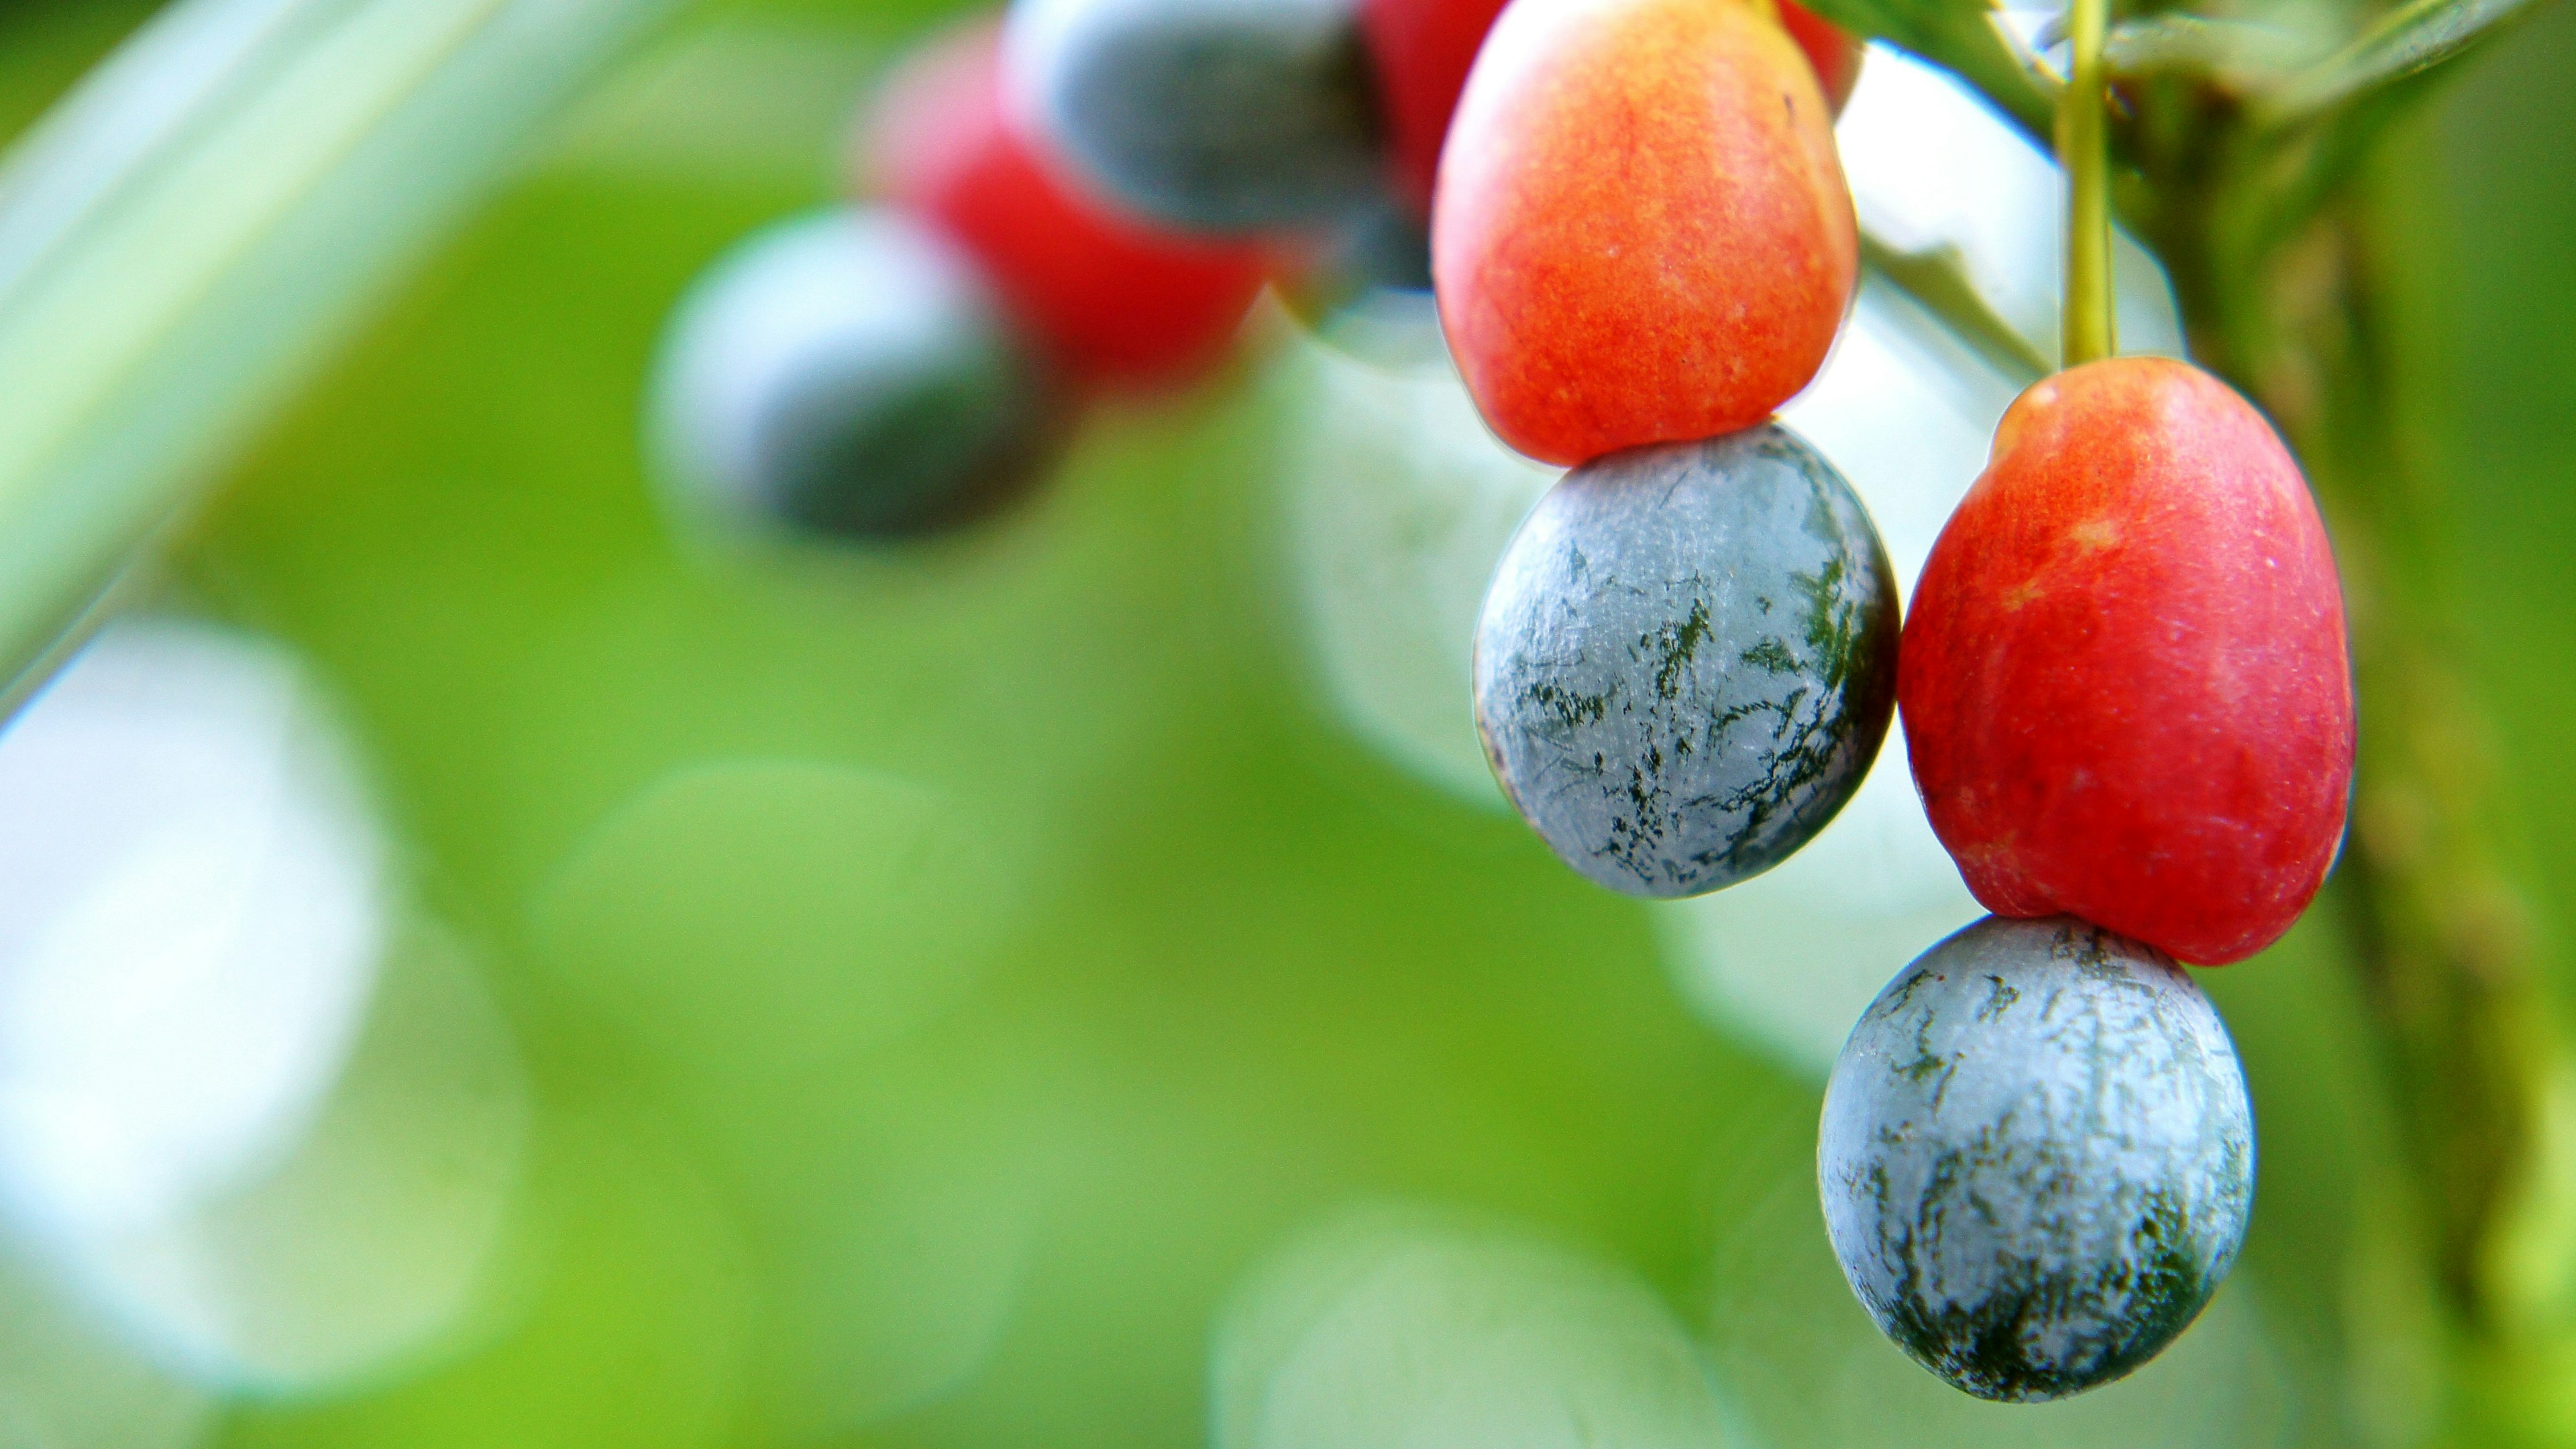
[2057,0,2116,366]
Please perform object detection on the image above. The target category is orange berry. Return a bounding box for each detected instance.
[1432,0,1857,466]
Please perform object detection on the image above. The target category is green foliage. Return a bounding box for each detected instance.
[0,0,686,706]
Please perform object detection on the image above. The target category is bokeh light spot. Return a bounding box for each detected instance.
[1214,1205,1747,1449]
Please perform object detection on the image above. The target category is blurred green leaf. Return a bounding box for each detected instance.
[2262,0,2546,119]
[2100,14,2328,85]
[1859,231,2049,385]
[1792,0,2059,144]
[0,0,684,705]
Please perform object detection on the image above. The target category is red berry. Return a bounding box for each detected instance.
[1358,0,1513,213]
[1777,0,1862,115]
[1898,358,2355,966]
[1432,0,1857,467]
[868,21,1273,389]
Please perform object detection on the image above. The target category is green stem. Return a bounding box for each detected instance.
[2057,0,2117,366]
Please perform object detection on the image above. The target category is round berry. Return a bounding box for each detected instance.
[1898,357,2355,965]
[1819,915,2254,1402]
[1474,425,1896,898]
[1433,0,1857,466]
[1005,0,1385,235]
[868,21,1272,388]
[649,209,1058,540]
[1778,0,1863,115]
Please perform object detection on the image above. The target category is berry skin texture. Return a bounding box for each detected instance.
[649,209,1057,539]
[1778,0,1862,115]
[1433,0,1858,467]
[1819,916,2253,1402]
[1475,425,1897,898]
[1006,0,1385,235]
[1899,357,2355,965]
[869,22,1271,390]
[1364,0,1859,215]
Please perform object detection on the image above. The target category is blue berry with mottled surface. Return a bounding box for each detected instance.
[649,208,1057,540]
[1472,426,1896,898]
[1819,916,2255,1402]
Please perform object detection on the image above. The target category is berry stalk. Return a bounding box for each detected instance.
[1816,0,2569,1420]
[2055,0,2116,366]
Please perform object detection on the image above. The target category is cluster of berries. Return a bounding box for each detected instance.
[643,0,2359,1407]
[1426,0,2353,1403]
[649,13,1275,538]
[648,0,1854,540]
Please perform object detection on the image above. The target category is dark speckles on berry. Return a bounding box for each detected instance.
[1473,425,1898,898]
[1819,916,2255,1402]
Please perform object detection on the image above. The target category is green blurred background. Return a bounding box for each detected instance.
[0,0,2571,1445]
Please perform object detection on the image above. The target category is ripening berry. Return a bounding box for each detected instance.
[868,21,1271,388]
[1006,0,1385,235]
[1778,0,1862,115]
[1820,916,2253,1401]
[649,209,1058,539]
[1898,357,2355,966]
[1365,0,1858,216]
[1474,425,1896,897]
[1433,0,1858,466]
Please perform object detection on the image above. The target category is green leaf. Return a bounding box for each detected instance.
[2261,0,2544,120]
[2100,14,2334,87]
[1858,231,2050,386]
[0,0,684,702]
[1789,0,2061,146]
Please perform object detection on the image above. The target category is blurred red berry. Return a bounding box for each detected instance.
[1899,357,2356,966]
[1777,0,1862,115]
[1359,0,1513,214]
[1432,0,1856,466]
[867,20,1273,390]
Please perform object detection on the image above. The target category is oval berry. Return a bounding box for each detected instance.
[1006,0,1384,235]
[1820,915,2253,1401]
[869,21,1271,388]
[649,209,1058,539]
[1898,357,2354,965]
[1433,0,1857,466]
[1474,425,1896,897]
[1778,0,1862,115]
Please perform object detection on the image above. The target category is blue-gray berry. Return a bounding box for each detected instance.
[1007,0,1384,234]
[649,208,1055,541]
[1819,916,2255,1402]
[1472,426,1897,898]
